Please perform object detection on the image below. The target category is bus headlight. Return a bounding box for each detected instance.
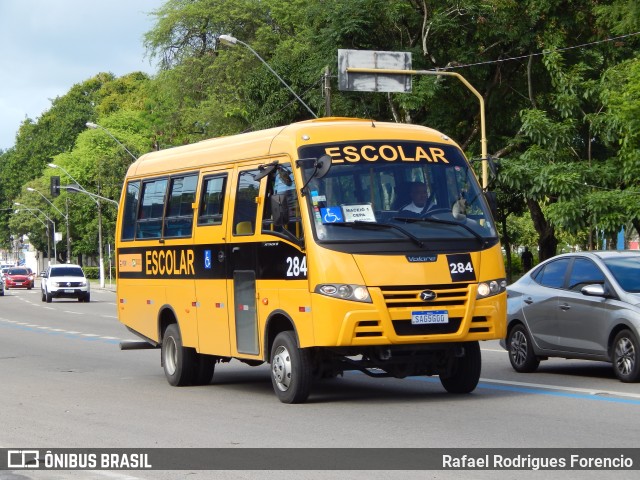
[315,284,372,303]
[476,279,507,299]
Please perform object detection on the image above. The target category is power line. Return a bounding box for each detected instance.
[439,31,640,71]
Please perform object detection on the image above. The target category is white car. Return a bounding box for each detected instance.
[41,264,90,303]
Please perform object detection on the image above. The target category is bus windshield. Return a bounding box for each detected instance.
[298,141,498,250]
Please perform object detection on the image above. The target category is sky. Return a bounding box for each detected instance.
[0,0,166,151]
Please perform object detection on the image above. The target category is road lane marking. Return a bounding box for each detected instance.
[478,377,640,400]
[0,317,137,346]
[481,347,506,353]
[344,368,640,405]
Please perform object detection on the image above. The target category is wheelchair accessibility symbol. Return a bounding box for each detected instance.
[204,250,212,269]
[321,207,343,224]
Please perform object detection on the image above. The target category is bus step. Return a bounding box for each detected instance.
[119,341,159,350]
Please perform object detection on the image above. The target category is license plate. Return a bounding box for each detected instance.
[411,310,449,325]
[64,289,75,293]
[16,282,23,286]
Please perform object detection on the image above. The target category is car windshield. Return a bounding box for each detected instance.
[298,140,497,251]
[8,268,28,275]
[50,267,84,277]
[603,257,640,293]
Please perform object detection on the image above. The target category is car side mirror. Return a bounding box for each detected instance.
[40,271,47,278]
[581,284,606,297]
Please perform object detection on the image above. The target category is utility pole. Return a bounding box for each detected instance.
[66,197,71,263]
[324,66,332,117]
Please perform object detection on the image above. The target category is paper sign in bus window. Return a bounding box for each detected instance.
[342,204,376,223]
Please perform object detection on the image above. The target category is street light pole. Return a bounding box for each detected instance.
[345,66,489,189]
[218,34,318,119]
[47,163,105,288]
[26,187,69,263]
[85,122,138,162]
[14,204,57,266]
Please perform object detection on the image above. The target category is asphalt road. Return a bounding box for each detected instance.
[1,285,639,480]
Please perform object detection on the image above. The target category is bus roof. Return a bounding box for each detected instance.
[127,117,457,177]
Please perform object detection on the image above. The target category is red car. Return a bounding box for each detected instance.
[4,267,35,290]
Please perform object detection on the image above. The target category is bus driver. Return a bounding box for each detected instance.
[401,182,432,215]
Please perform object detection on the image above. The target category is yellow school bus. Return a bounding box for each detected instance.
[116,117,506,403]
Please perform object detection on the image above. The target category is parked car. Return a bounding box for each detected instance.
[4,267,35,290]
[503,250,640,382]
[41,264,90,303]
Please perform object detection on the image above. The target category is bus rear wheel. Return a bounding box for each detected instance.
[162,323,197,386]
[270,331,312,404]
[439,341,481,394]
[193,354,216,385]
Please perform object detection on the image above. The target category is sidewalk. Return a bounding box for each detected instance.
[90,280,116,292]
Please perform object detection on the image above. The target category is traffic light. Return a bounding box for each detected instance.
[50,176,60,197]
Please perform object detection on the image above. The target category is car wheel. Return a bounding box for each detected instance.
[439,341,481,394]
[46,291,53,303]
[270,331,313,404]
[507,324,540,373]
[162,323,197,386]
[41,290,46,302]
[612,330,640,383]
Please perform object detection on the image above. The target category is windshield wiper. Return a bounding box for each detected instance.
[392,216,487,245]
[331,221,424,247]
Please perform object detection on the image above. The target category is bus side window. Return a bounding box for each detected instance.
[121,180,140,241]
[136,178,168,239]
[164,174,198,238]
[233,170,260,236]
[198,175,227,226]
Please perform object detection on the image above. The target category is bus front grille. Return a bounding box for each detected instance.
[380,283,470,309]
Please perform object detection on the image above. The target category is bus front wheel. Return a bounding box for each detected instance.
[439,341,481,394]
[270,331,313,404]
[162,323,197,386]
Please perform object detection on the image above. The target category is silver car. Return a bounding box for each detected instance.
[504,251,640,382]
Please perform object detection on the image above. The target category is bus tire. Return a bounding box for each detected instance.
[193,354,216,385]
[162,323,196,386]
[270,331,312,404]
[439,341,481,394]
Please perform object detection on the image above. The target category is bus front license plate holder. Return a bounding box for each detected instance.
[411,310,449,325]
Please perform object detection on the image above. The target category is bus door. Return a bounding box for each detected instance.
[228,167,262,357]
[193,168,233,357]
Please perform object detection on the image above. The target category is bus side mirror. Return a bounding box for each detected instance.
[314,155,332,179]
[484,191,497,217]
[271,194,290,226]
